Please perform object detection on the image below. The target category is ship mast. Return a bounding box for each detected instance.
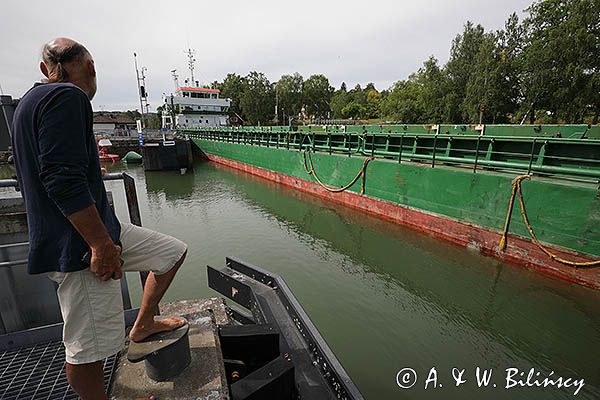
[133,52,150,127]
[185,48,197,87]
[171,69,179,91]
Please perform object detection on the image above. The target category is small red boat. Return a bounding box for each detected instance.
[97,138,120,163]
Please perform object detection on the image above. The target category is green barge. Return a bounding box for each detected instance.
[183,124,600,289]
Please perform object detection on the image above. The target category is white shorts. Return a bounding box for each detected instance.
[48,222,188,365]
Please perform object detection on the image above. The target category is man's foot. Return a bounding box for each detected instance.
[129,317,186,342]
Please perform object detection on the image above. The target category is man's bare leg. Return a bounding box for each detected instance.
[67,362,156,400]
[67,362,107,400]
[129,251,187,342]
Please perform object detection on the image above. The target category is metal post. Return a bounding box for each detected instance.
[371,135,375,156]
[346,134,351,156]
[121,173,142,227]
[398,134,404,164]
[432,134,438,168]
[527,138,537,175]
[120,173,159,315]
[412,136,418,156]
[474,136,481,173]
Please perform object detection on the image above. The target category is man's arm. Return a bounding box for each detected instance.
[38,88,120,280]
[67,205,122,280]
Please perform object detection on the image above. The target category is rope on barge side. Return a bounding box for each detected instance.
[302,149,374,194]
[500,174,600,267]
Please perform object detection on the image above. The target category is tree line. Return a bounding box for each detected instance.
[209,0,598,125]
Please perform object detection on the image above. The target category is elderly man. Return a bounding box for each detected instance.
[11,38,187,400]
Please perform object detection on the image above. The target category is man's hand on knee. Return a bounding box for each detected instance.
[90,242,122,281]
[66,204,122,281]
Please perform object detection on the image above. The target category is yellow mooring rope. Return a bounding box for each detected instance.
[302,150,374,194]
[499,174,600,267]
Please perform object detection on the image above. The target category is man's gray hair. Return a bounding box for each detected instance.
[41,41,90,82]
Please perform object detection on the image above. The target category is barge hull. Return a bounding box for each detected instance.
[192,140,599,289]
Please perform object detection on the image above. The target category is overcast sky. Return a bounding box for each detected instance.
[1,0,532,111]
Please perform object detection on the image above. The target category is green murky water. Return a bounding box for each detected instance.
[3,161,599,399]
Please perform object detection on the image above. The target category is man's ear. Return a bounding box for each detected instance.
[40,61,49,78]
[87,59,96,78]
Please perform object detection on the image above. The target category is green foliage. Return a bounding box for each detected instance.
[275,73,303,123]
[218,73,246,116]
[365,89,382,119]
[521,0,600,123]
[302,74,333,118]
[416,57,448,122]
[330,83,383,120]
[240,72,275,125]
[380,57,447,123]
[381,77,423,123]
[445,21,486,122]
[330,87,351,119]
[463,29,520,123]
[341,102,366,119]
[125,110,141,120]
[146,112,161,129]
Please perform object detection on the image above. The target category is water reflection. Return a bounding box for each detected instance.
[144,169,196,201]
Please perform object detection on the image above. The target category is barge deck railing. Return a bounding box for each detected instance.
[184,128,600,182]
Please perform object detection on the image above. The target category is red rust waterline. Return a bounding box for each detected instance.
[206,154,600,290]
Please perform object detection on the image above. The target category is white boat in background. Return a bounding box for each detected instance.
[163,86,231,129]
[162,49,232,129]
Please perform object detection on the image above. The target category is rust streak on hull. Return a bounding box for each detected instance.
[206,154,600,290]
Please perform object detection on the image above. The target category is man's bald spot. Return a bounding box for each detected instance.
[41,37,91,82]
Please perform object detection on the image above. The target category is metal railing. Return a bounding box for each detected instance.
[185,129,600,182]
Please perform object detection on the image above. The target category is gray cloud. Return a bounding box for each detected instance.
[0,0,532,111]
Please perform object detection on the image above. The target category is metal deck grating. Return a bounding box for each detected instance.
[0,340,118,400]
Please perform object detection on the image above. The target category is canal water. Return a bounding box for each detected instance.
[4,160,600,399]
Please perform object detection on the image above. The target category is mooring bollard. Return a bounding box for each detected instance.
[127,323,192,382]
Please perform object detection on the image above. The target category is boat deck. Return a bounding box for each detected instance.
[0,341,117,400]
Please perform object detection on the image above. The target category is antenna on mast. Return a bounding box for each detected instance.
[171,70,179,91]
[185,48,197,86]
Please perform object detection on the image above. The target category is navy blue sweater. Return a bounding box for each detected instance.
[11,83,121,274]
